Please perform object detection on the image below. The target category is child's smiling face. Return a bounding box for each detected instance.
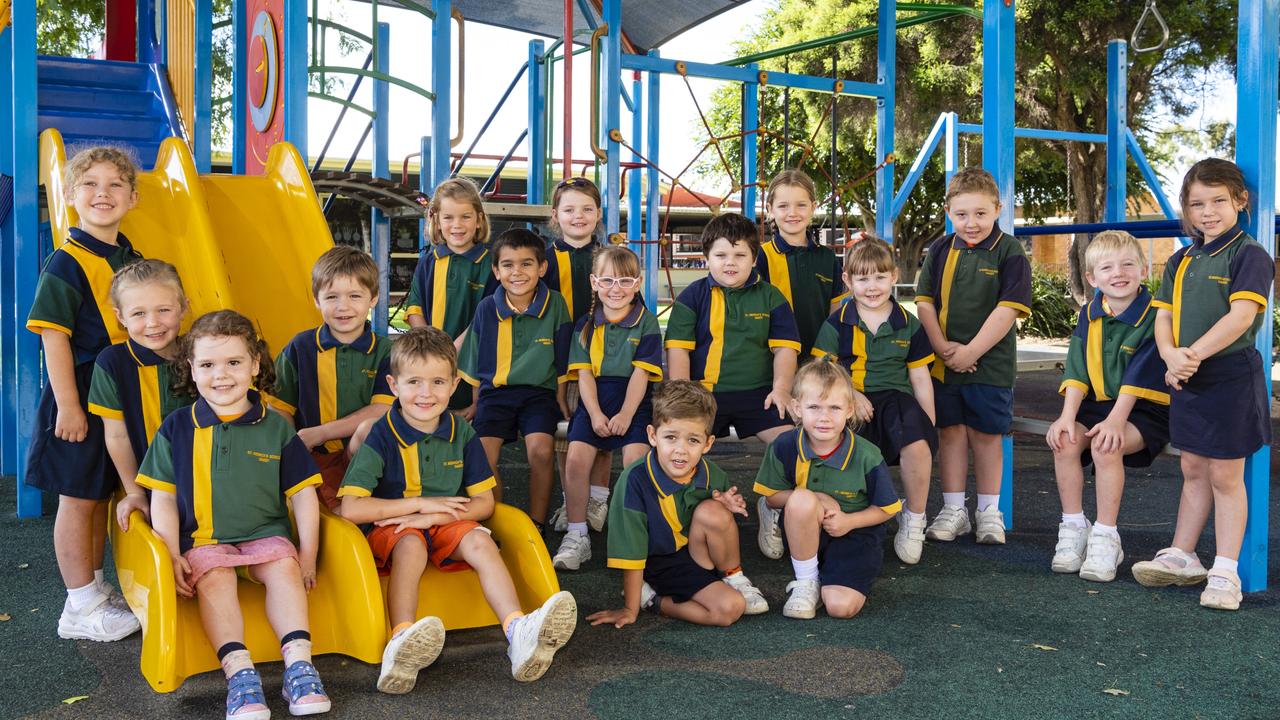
[705,238,754,289]
[190,334,258,414]
[71,161,138,236]
[945,191,1000,245]
[389,354,458,431]
[493,246,547,302]
[115,282,185,357]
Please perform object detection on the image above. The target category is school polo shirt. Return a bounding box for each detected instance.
[88,339,196,462]
[753,427,901,516]
[1152,226,1274,357]
[338,402,496,501]
[26,228,144,364]
[271,323,394,453]
[567,303,663,381]
[404,243,498,337]
[544,237,602,321]
[606,453,730,569]
[664,271,802,393]
[915,229,1032,387]
[135,392,321,554]
[811,298,935,395]
[1059,288,1169,405]
[756,230,845,355]
[458,282,573,391]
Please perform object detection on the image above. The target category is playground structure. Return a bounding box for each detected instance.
[0,0,1274,629]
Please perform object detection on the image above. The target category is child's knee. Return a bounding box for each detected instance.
[256,557,302,583]
[1091,447,1124,469]
[526,436,554,465]
[693,499,733,530]
[823,589,866,618]
[197,566,238,591]
[392,533,428,561]
[784,488,821,518]
[458,527,498,557]
[710,590,746,626]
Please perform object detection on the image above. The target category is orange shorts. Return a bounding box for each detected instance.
[311,450,350,511]
[366,520,487,576]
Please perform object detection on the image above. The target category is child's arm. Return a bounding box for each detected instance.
[764,489,792,510]
[587,569,644,628]
[150,490,194,598]
[821,505,893,537]
[1186,299,1264,364]
[1154,309,1198,388]
[289,486,321,591]
[339,493,469,525]
[577,370,612,437]
[297,403,392,451]
[41,330,87,441]
[101,418,148,530]
[607,366,652,437]
[914,303,958,360]
[907,365,935,425]
[666,347,691,381]
[1047,385,1086,452]
[764,347,798,418]
[948,306,1019,372]
[407,314,428,329]
[1085,393,1138,456]
[711,486,748,516]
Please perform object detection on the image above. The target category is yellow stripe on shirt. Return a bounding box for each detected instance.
[763,243,793,306]
[589,324,606,376]
[399,443,421,497]
[931,245,963,381]
[1170,254,1193,347]
[701,287,726,390]
[494,318,513,387]
[849,326,868,392]
[431,255,451,328]
[795,458,811,489]
[316,349,344,453]
[556,249,574,315]
[1085,318,1109,401]
[191,426,216,547]
[62,241,127,345]
[138,364,163,442]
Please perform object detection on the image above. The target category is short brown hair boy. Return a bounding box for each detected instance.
[390,326,457,377]
[944,167,1001,206]
[651,380,718,435]
[312,245,380,298]
[701,212,761,257]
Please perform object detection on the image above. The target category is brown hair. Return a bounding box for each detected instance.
[173,310,276,397]
[63,145,140,200]
[311,245,379,298]
[841,236,896,277]
[429,177,490,246]
[390,326,457,377]
[651,380,717,435]
[491,228,547,266]
[1178,158,1249,239]
[944,167,1001,206]
[792,355,858,420]
[701,212,761,257]
[579,246,642,346]
[549,176,603,238]
[109,259,188,312]
[1084,230,1147,275]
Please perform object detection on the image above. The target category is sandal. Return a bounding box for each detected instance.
[225,668,271,720]
[280,660,332,716]
[1130,547,1207,587]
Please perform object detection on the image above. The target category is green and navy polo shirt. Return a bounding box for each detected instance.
[753,427,901,516]
[404,243,498,337]
[1152,226,1274,357]
[544,237,603,322]
[26,227,144,364]
[664,271,802,393]
[567,302,663,381]
[915,229,1032,387]
[87,339,196,461]
[338,402,496,502]
[1059,287,1169,404]
[811,298,935,395]
[756,229,845,355]
[458,282,573,391]
[135,391,321,553]
[606,453,730,569]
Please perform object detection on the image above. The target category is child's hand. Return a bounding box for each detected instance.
[607,412,634,437]
[458,404,477,422]
[590,412,612,438]
[852,391,874,424]
[116,492,150,532]
[587,607,638,628]
[418,496,469,520]
[1164,369,1183,391]
[54,404,88,442]
[299,554,318,593]
[712,488,748,517]
[557,395,572,421]
[1163,347,1200,381]
[296,426,326,451]
[171,554,194,598]
[1045,416,1078,452]
[763,388,792,420]
[944,344,977,372]
[375,513,439,532]
[821,509,853,537]
[937,341,961,360]
[1086,418,1126,456]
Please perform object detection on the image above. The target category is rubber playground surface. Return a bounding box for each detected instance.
[3,370,1278,720]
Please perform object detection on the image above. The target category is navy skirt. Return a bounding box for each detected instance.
[1169,348,1271,459]
[860,389,938,466]
[566,377,652,449]
[1075,398,1170,468]
[26,360,119,500]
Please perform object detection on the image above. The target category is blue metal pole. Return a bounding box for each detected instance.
[944,111,957,235]
[283,0,307,157]
[741,64,759,221]
[644,50,661,313]
[875,0,895,243]
[527,41,547,206]
[602,0,622,235]
[136,0,160,63]
[1234,0,1277,593]
[232,0,247,173]
[891,112,948,220]
[1104,40,1127,223]
[983,0,1016,528]
[371,23,391,335]
[430,0,453,190]
[419,135,432,250]
[628,72,643,240]
[1124,129,1179,222]
[0,12,16,478]
[194,0,213,173]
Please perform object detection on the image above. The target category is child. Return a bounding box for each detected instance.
[754,358,901,619]
[552,247,663,571]
[756,169,845,357]
[544,177,615,535]
[1131,158,1274,610]
[404,177,497,416]
[25,146,144,642]
[271,246,395,509]
[88,260,195,532]
[136,310,331,718]
[811,239,937,565]
[1047,231,1170,582]
[914,167,1031,544]
[339,327,577,689]
[459,228,573,528]
[587,380,768,628]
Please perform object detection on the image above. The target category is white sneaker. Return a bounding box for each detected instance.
[723,572,769,615]
[1078,529,1123,582]
[100,581,132,613]
[1199,568,1242,611]
[549,504,568,533]
[925,504,971,541]
[639,582,657,610]
[551,532,591,571]
[508,591,577,682]
[756,496,785,560]
[782,579,821,619]
[58,594,140,642]
[586,497,610,532]
[1051,522,1091,573]
[894,513,926,564]
[377,615,445,694]
[974,506,1006,544]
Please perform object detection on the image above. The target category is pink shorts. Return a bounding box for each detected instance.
[183,535,299,587]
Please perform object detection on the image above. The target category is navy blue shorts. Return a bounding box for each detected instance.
[781,516,885,596]
[1170,349,1271,459]
[566,377,652,450]
[933,381,1013,435]
[861,390,938,465]
[447,382,474,411]
[1075,398,1170,468]
[643,547,721,603]
[473,386,562,443]
[711,387,791,440]
[25,360,119,500]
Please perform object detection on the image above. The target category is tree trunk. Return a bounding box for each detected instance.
[1065,144,1108,305]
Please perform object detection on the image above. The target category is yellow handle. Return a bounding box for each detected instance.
[589,24,609,161]
[1,0,11,34]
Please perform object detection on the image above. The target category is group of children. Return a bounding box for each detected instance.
[26,143,1273,717]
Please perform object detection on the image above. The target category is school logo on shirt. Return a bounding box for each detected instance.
[978,268,999,277]
[745,312,770,321]
[1207,275,1230,285]
[443,459,464,469]
[247,450,281,463]
[535,337,554,346]
[362,369,377,378]
[628,337,640,345]
[893,339,911,348]
[468,281,486,290]
[1120,345,1136,355]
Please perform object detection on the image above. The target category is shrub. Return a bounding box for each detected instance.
[1020,269,1077,339]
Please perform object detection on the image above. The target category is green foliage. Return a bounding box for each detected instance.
[1021,269,1077,339]
[36,0,103,56]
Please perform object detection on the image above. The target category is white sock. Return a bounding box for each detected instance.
[589,486,610,501]
[790,555,819,583]
[977,494,1000,512]
[1061,512,1089,529]
[1212,556,1238,574]
[1093,522,1119,538]
[567,522,589,536]
[66,581,104,611]
[902,508,925,523]
[942,492,966,508]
